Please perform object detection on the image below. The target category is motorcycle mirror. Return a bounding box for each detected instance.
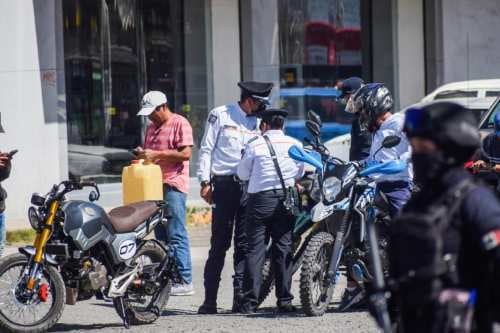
[89,191,98,202]
[381,135,401,149]
[306,120,321,138]
[307,110,322,127]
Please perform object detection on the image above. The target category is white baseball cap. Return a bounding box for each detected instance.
[137,91,168,116]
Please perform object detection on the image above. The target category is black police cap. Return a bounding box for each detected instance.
[259,108,288,120]
[340,77,364,97]
[238,81,273,97]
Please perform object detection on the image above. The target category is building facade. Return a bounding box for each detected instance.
[1,0,500,223]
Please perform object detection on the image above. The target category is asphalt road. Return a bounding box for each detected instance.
[5,227,379,333]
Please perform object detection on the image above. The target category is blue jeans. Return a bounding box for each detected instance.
[154,185,192,284]
[0,213,5,256]
[377,181,412,217]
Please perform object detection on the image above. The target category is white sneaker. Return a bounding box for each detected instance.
[171,283,195,296]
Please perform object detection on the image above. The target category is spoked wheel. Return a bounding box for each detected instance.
[113,243,171,325]
[300,232,335,316]
[0,254,65,333]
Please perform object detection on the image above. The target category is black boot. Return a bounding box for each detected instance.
[198,302,217,314]
[231,290,243,313]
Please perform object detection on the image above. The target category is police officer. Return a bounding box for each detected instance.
[197,81,273,314]
[339,83,413,311]
[237,108,304,313]
[390,101,500,332]
[339,77,372,161]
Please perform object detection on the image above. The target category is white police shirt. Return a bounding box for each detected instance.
[237,130,305,194]
[197,104,259,182]
[367,112,414,183]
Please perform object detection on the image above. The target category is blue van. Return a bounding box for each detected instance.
[280,87,353,142]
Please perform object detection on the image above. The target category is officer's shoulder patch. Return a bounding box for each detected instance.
[208,113,217,124]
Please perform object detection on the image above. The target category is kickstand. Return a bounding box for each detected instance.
[117,297,130,329]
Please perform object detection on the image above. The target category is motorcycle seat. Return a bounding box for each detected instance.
[107,201,160,233]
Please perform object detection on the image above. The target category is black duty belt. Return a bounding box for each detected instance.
[255,188,285,195]
[212,175,240,182]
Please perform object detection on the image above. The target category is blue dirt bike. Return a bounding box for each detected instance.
[289,136,406,333]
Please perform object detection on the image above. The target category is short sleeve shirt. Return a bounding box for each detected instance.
[144,114,193,193]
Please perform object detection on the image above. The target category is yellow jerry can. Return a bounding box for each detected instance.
[122,159,163,205]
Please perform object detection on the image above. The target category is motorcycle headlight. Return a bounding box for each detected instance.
[323,176,342,202]
[28,207,42,231]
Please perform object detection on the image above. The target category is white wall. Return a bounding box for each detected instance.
[211,0,241,106]
[0,0,66,226]
[441,0,500,84]
[395,0,425,109]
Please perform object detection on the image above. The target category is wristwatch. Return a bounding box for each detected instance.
[200,181,210,188]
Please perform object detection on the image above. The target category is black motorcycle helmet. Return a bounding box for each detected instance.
[351,83,394,131]
[404,101,480,164]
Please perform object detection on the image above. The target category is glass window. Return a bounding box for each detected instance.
[63,0,207,183]
[434,90,477,99]
[278,0,364,142]
[481,100,500,129]
[486,91,500,97]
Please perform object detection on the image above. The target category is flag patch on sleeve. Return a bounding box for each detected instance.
[208,114,217,124]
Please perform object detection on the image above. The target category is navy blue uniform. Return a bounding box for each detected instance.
[398,167,500,333]
[349,114,372,161]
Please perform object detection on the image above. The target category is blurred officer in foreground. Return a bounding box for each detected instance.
[389,101,500,333]
[338,77,371,161]
[237,108,304,314]
[197,81,273,314]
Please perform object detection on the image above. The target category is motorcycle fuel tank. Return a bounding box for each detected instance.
[62,200,114,251]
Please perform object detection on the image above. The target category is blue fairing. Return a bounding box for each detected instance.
[359,160,407,177]
[288,145,324,172]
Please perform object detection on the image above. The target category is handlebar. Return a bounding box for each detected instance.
[50,180,100,202]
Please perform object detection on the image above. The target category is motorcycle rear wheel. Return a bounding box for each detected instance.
[0,253,66,333]
[113,242,171,325]
[300,232,335,316]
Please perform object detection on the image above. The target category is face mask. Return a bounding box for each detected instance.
[411,151,447,186]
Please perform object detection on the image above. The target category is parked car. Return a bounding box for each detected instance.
[420,79,500,121]
[281,87,352,142]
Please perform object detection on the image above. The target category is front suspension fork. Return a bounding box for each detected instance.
[27,201,58,290]
[326,188,357,287]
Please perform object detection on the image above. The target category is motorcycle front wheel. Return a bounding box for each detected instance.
[299,232,335,316]
[0,253,66,333]
[113,242,171,325]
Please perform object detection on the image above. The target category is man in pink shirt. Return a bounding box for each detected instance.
[136,91,194,295]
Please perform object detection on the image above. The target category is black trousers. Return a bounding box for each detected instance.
[202,176,247,305]
[242,189,294,309]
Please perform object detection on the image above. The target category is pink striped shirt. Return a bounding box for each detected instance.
[144,114,193,193]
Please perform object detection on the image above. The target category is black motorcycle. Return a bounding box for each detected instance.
[0,180,181,332]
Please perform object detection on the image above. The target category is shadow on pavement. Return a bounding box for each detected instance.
[49,323,123,332]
